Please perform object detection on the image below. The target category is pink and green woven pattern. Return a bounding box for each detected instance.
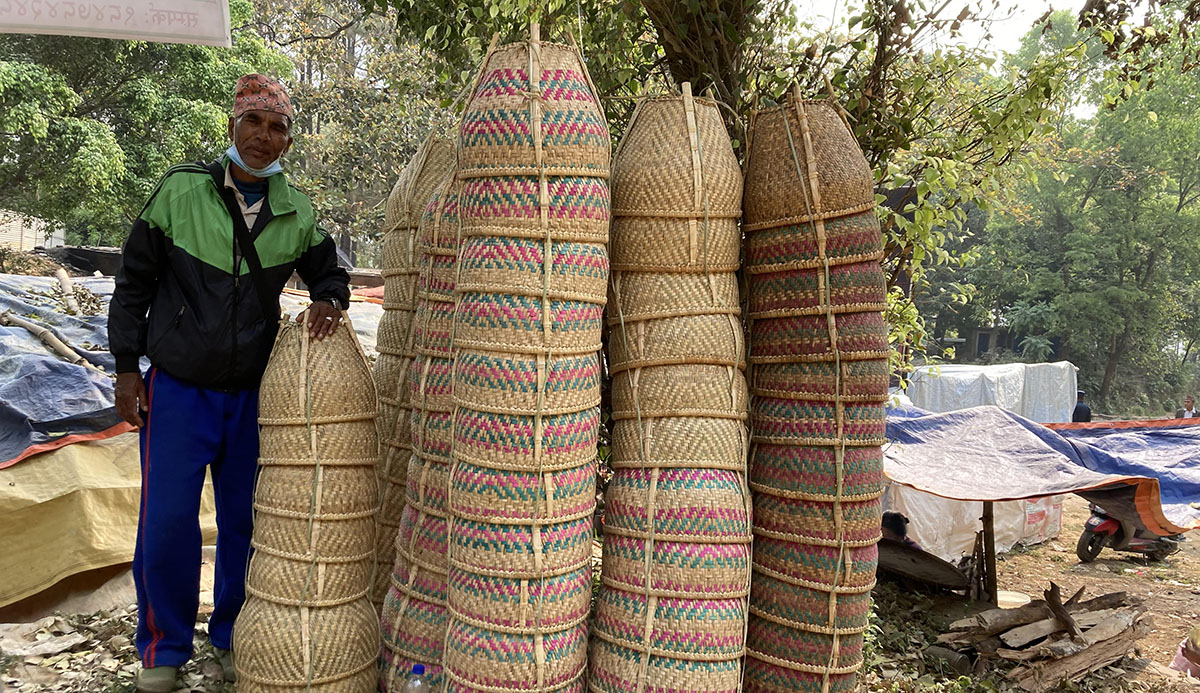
[453,404,600,471]
[748,443,884,500]
[751,359,891,401]
[454,292,605,354]
[447,28,606,693]
[453,350,602,413]
[459,176,611,239]
[745,209,883,272]
[395,502,450,573]
[456,39,611,181]
[448,515,593,577]
[450,460,596,524]
[743,93,885,693]
[750,396,887,446]
[457,235,609,302]
[592,590,746,659]
[589,637,743,693]
[448,564,592,631]
[601,535,751,598]
[413,299,456,356]
[602,467,751,541]
[743,658,858,693]
[747,260,887,318]
[748,311,888,363]
[404,456,450,514]
[409,355,453,412]
[443,619,589,693]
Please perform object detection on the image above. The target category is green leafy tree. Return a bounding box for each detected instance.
[0,0,289,246]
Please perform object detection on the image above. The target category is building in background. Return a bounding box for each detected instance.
[0,213,62,251]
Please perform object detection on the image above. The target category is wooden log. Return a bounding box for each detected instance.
[1008,617,1150,692]
[54,268,80,315]
[1034,610,1141,659]
[0,310,107,376]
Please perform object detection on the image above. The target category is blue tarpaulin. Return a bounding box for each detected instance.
[885,405,1200,534]
[0,273,384,468]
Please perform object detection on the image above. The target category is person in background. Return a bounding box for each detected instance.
[1176,395,1197,419]
[108,74,350,693]
[1072,390,1092,423]
[881,511,922,550]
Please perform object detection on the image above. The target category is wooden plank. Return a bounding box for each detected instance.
[1000,609,1123,649]
[1009,618,1150,692]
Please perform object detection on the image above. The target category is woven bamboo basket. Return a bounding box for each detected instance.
[742,98,874,231]
[608,91,741,273]
[379,172,465,691]
[444,25,607,693]
[742,87,887,693]
[373,135,457,606]
[590,84,751,693]
[234,318,379,692]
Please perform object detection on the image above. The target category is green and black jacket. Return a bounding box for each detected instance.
[108,159,350,390]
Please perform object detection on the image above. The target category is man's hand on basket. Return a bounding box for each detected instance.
[302,300,342,340]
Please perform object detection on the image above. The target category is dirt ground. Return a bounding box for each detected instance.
[997,493,1200,668]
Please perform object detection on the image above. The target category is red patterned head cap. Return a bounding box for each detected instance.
[233,74,294,122]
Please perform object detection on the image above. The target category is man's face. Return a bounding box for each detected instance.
[1187,397,1194,409]
[228,110,292,171]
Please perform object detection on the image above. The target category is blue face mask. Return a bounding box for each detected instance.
[226,143,284,178]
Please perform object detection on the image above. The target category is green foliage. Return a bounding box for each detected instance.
[361,0,1090,372]
[245,0,455,265]
[925,23,1200,413]
[0,0,289,245]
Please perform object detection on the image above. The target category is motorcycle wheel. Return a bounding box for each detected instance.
[1076,529,1106,562]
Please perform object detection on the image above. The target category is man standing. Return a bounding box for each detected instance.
[1072,390,1092,423]
[108,74,349,693]
[1176,395,1197,419]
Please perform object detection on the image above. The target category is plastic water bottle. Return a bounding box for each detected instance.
[403,664,432,693]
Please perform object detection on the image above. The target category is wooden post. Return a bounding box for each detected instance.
[983,501,998,606]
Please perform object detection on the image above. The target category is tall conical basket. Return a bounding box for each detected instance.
[742,86,888,693]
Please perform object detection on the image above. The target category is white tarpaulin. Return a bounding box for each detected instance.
[906,361,1078,424]
[884,480,1065,562]
[0,0,230,47]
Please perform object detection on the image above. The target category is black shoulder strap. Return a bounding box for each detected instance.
[206,161,277,315]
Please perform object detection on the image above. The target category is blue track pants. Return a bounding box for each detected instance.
[133,366,258,668]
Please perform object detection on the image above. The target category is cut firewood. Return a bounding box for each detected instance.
[1033,610,1142,659]
[949,591,1130,637]
[1063,585,1086,608]
[1000,609,1123,649]
[1044,583,1084,640]
[1008,617,1150,692]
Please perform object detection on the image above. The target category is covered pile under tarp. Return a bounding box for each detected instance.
[886,405,1200,536]
[906,362,1078,423]
[0,274,383,468]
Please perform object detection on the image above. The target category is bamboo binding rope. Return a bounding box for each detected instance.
[589,84,752,693]
[233,315,380,692]
[444,23,610,693]
[372,134,457,606]
[379,171,463,691]
[742,86,889,693]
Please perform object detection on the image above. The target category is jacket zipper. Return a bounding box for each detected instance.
[231,244,240,383]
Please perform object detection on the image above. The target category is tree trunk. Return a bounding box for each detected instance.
[1098,330,1129,405]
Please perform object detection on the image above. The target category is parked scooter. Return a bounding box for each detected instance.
[1076,503,1184,562]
